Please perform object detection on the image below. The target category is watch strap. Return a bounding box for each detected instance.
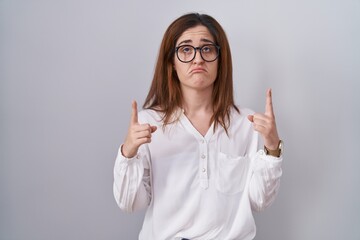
[264,140,283,157]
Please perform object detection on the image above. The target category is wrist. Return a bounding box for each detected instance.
[121,144,137,159]
[264,136,280,150]
[264,139,283,157]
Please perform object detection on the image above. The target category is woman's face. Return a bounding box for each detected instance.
[174,25,218,93]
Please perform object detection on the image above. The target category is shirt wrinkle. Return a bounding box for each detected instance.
[113,107,283,240]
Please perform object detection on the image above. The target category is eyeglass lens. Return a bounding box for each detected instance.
[176,44,219,63]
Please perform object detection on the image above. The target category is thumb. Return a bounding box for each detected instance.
[150,125,157,133]
[130,100,138,124]
[247,115,254,122]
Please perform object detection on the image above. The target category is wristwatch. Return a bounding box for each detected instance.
[264,140,283,157]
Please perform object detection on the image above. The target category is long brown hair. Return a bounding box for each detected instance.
[143,13,239,134]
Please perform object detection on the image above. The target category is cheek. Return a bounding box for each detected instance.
[173,59,182,74]
[211,63,219,78]
[174,63,188,78]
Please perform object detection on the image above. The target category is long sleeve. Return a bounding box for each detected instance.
[244,124,283,212]
[248,150,283,211]
[113,145,152,212]
[112,108,284,239]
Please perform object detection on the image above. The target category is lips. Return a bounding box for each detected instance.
[190,67,206,73]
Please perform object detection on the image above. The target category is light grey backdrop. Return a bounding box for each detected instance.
[1,0,359,239]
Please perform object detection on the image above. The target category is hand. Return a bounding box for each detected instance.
[247,89,280,150]
[122,100,157,158]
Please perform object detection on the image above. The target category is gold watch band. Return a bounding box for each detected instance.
[264,140,283,157]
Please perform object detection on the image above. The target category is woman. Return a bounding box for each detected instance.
[113,13,283,240]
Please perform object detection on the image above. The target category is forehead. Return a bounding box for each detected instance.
[176,25,214,45]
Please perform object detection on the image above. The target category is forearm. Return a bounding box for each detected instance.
[113,147,151,212]
[248,150,283,211]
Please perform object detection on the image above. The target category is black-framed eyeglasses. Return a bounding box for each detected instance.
[175,44,220,63]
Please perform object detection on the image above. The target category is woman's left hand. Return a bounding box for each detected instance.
[247,88,280,150]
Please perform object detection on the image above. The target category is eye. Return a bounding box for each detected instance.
[181,46,192,53]
[202,45,213,53]
[202,46,210,52]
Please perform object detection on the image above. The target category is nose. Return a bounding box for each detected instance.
[193,48,204,63]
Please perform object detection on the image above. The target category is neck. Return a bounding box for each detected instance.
[181,87,213,117]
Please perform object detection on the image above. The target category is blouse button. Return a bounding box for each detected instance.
[200,139,205,144]
[202,168,206,172]
[201,154,206,159]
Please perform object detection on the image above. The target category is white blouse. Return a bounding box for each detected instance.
[113,107,283,240]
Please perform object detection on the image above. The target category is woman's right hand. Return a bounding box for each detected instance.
[121,101,157,158]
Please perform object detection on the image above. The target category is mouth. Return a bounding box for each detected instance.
[190,68,206,73]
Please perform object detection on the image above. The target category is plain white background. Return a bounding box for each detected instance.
[1,0,359,239]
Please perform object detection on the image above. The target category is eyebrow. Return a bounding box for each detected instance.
[177,38,214,46]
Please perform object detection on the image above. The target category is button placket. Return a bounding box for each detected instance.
[199,138,209,189]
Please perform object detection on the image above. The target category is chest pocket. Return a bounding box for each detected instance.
[215,152,250,195]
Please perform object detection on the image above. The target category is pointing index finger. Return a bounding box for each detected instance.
[131,100,138,124]
[265,88,274,116]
